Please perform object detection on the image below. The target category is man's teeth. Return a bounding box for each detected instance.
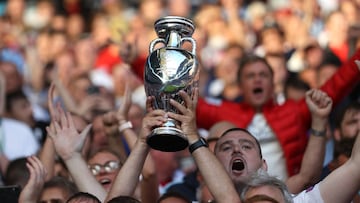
[100,179,111,184]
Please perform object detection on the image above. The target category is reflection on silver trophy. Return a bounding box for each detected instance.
[144,16,199,152]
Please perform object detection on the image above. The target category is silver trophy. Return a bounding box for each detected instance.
[144,16,198,152]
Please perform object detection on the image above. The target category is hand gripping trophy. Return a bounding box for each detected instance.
[144,16,199,152]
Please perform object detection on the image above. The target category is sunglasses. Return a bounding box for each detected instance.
[88,160,120,176]
[39,199,63,203]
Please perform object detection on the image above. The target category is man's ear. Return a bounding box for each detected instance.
[261,159,268,171]
[334,128,341,141]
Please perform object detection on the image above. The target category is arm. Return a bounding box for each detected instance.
[103,87,159,203]
[320,55,360,106]
[319,125,360,203]
[18,156,47,203]
[286,89,332,193]
[297,57,360,151]
[48,105,107,201]
[38,84,57,180]
[104,100,166,202]
[168,89,241,203]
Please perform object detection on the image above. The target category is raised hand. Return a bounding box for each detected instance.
[18,156,47,203]
[103,85,132,136]
[47,105,91,160]
[138,98,166,145]
[305,89,333,119]
[167,88,200,143]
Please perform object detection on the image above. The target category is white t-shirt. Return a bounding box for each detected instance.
[293,183,324,203]
[0,118,40,160]
[247,113,288,181]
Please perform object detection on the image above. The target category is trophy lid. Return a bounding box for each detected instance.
[154,16,195,39]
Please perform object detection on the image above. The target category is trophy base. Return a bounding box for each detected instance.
[147,127,188,152]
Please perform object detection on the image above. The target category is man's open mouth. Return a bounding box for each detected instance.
[100,178,111,186]
[253,87,263,95]
[232,159,245,172]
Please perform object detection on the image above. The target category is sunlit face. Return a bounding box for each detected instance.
[87,151,120,191]
[239,61,274,110]
[215,131,266,184]
[340,109,360,139]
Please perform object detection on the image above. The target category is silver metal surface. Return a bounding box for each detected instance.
[144,16,198,152]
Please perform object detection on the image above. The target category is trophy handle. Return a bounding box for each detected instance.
[149,38,166,53]
[180,37,196,55]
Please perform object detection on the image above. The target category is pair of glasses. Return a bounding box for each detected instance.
[39,199,63,203]
[88,160,120,176]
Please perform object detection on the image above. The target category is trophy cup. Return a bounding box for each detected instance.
[144,16,198,152]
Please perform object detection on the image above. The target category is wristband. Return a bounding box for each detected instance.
[118,121,133,133]
[189,137,208,154]
[309,128,326,137]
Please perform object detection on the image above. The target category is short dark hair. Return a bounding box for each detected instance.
[334,101,360,129]
[215,128,262,158]
[4,157,29,188]
[157,191,191,203]
[284,76,310,96]
[237,55,273,83]
[5,90,28,112]
[67,192,101,203]
[107,196,142,203]
[42,176,78,199]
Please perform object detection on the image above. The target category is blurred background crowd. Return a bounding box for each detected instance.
[0,0,359,202]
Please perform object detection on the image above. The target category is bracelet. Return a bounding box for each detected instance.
[189,137,208,154]
[118,121,133,133]
[309,128,326,137]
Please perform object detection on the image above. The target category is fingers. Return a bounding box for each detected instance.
[80,124,92,138]
[48,83,60,122]
[308,89,331,108]
[26,156,47,185]
[146,96,155,112]
[58,104,69,129]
